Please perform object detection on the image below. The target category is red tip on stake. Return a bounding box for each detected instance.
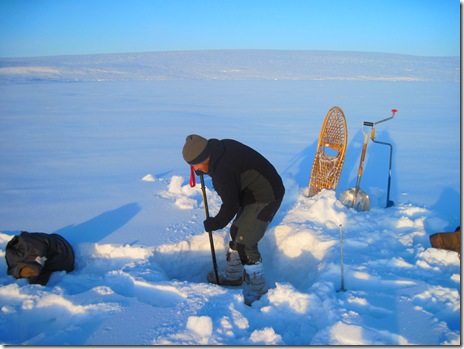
[392,109,397,113]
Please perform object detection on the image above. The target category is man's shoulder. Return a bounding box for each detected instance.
[221,139,255,152]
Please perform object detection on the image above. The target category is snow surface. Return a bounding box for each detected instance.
[0,50,460,345]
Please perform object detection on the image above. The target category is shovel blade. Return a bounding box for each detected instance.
[340,188,370,212]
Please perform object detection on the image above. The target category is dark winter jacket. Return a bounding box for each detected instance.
[205,138,285,230]
[5,231,75,285]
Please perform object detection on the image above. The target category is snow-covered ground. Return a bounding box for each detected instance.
[0,51,460,345]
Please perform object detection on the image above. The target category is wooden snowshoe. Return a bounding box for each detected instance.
[306,106,348,197]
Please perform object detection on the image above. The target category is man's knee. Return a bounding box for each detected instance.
[229,240,248,264]
[257,200,282,223]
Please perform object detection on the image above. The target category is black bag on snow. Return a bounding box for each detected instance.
[5,231,75,285]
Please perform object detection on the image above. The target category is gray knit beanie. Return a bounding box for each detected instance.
[182,134,210,164]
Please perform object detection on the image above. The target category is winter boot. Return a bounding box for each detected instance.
[242,261,268,306]
[207,249,243,286]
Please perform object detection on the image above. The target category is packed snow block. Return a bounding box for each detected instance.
[429,226,461,258]
[5,231,75,285]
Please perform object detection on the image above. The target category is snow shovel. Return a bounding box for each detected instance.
[340,123,370,211]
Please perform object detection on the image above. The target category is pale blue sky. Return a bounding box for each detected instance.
[0,0,460,58]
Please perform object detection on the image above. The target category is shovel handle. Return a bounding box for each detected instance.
[357,132,369,179]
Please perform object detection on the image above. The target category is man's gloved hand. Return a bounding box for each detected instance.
[203,217,219,232]
[20,265,40,278]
